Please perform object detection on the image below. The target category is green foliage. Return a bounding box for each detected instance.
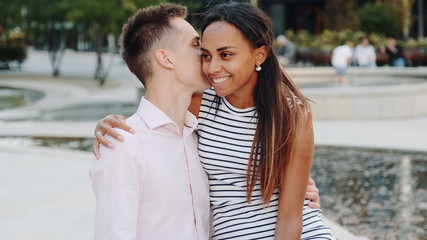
[67,0,166,35]
[357,2,400,37]
[167,0,203,25]
[285,30,312,48]
[19,0,74,48]
[24,0,69,23]
[286,29,388,51]
[286,28,427,51]
[168,0,202,13]
[402,38,427,49]
[0,0,24,30]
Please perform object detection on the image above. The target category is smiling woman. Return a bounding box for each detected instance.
[192,2,337,239]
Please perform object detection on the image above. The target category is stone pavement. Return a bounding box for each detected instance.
[0,146,94,240]
[1,49,426,239]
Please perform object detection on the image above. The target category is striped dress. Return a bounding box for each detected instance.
[198,89,336,240]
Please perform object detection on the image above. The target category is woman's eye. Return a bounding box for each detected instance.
[200,53,211,60]
[221,53,232,58]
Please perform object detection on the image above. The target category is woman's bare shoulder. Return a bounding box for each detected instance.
[189,92,203,117]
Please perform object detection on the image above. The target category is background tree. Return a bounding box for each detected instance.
[67,0,164,85]
[0,0,26,67]
[323,0,360,32]
[24,0,71,76]
[171,0,203,25]
[0,0,24,30]
[377,0,416,39]
[358,2,400,37]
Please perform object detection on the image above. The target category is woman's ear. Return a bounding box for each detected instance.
[255,45,268,64]
[154,49,174,70]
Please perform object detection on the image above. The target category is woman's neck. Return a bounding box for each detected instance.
[225,94,255,109]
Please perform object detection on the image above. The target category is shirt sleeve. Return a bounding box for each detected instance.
[90,135,141,240]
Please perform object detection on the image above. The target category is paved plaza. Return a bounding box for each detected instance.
[1,49,426,239]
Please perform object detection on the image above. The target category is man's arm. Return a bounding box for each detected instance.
[90,134,141,239]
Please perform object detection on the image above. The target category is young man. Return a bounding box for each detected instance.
[90,4,211,239]
[354,36,376,68]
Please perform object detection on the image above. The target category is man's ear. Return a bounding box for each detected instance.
[154,49,174,70]
[255,45,267,64]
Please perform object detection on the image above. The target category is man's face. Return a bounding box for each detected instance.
[171,18,211,92]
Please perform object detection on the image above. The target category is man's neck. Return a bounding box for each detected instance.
[145,86,193,134]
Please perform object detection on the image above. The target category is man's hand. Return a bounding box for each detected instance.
[305,177,321,209]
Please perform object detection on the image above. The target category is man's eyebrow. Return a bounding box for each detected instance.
[200,46,236,52]
[192,36,200,43]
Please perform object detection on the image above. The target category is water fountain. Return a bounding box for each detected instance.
[289,67,427,119]
[312,146,427,240]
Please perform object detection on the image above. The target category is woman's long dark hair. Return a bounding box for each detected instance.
[199,1,312,204]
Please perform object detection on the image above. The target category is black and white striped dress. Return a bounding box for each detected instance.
[198,89,336,240]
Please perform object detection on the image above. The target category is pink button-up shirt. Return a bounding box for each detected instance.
[90,97,211,240]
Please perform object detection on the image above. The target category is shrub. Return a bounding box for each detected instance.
[402,38,427,49]
[0,29,27,65]
[286,29,387,51]
[357,2,400,37]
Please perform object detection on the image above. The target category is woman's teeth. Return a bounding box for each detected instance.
[212,76,229,83]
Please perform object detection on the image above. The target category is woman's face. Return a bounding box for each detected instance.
[200,21,265,108]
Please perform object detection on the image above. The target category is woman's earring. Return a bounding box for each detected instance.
[255,62,262,72]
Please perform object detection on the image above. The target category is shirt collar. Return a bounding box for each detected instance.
[136,97,198,132]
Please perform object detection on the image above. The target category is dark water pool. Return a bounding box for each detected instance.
[0,102,137,122]
[35,102,137,121]
[312,146,427,240]
[0,86,137,121]
[0,87,44,110]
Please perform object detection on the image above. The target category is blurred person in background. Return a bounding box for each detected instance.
[276,34,296,66]
[354,36,376,68]
[331,41,354,84]
[384,36,406,67]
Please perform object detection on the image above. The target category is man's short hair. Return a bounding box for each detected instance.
[119,4,188,85]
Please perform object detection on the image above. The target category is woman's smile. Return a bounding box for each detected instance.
[210,76,231,88]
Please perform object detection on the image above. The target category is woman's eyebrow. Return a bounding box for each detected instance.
[200,46,236,52]
[216,46,236,51]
